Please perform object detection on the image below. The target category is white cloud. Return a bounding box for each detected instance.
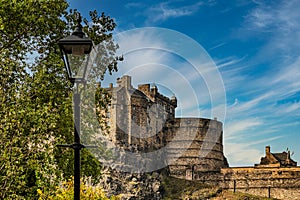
[146,1,203,24]
[210,6,300,163]
[209,42,227,51]
[125,2,144,9]
[244,0,300,58]
[247,1,300,31]
[274,101,300,115]
[216,56,246,69]
[225,143,262,166]
[215,56,250,92]
[244,55,300,105]
[225,136,282,166]
[271,56,300,89]
[227,92,274,118]
[247,8,274,29]
[105,28,226,120]
[224,118,263,139]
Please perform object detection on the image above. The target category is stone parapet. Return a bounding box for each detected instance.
[221,167,300,199]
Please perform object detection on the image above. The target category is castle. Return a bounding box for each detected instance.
[104,75,228,178]
[103,75,300,199]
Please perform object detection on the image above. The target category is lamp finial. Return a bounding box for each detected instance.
[72,13,84,38]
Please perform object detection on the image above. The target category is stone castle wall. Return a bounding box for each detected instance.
[165,118,228,180]
[104,76,300,199]
[105,76,228,178]
[221,167,300,199]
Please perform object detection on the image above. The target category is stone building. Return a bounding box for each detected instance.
[104,75,228,179]
[222,146,300,199]
[255,146,297,167]
[101,75,300,199]
[105,75,177,150]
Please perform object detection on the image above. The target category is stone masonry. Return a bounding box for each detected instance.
[221,166,300,199]
[104,75,228,179]
[101,75,300,199]
[221,146,300,199]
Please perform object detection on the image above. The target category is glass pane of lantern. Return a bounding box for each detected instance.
[67,52,89,79]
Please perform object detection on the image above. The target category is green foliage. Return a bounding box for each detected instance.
[0,0,120,199]
[0,0,68,60]
[95,86,112,133]
[65,9,123,81]
[37,177,119,200]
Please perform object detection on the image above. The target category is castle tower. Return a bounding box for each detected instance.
[104,75,228,179]
[106,75,177,150]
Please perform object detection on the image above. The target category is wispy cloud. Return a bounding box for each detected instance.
[271,57,300,89]
[209,42,227,51]
[225,136,283,166]
[225,118,263,139]
[216,56,247,69]
[105,28,225,119]
[112,1,300,166]
[124,1,206,25]
[145,1,204,24]
[244,0,300,59]
[274,101,300,115]
[247,1,300,32]
[229,92,274,116]
[216,55,300,166]
[125,2,144,9]
[225,144,262,166]
[214,56,251,92]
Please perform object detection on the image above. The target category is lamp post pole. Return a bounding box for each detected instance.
[56,84,85,200]
[73,92,81,200]
[57,85,85,200]
[57,13,94,200]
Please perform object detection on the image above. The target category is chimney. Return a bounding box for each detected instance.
[151,83,158,95]
[266,146,271,157]
[117,75,132,88]
[171,95,177,107]
[286,150,291,164]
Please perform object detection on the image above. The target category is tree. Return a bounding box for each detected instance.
[0,0,121,199]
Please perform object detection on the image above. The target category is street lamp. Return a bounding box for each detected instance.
[58,16,93,84]
[58,14,93,200]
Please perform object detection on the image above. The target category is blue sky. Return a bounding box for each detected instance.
[69,0,300,166]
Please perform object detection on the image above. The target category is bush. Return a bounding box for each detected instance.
[37,177,118,200]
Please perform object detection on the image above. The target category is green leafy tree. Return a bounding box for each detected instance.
[0,0,121,199]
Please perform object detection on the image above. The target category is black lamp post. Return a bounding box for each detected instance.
[58,14,93,200]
